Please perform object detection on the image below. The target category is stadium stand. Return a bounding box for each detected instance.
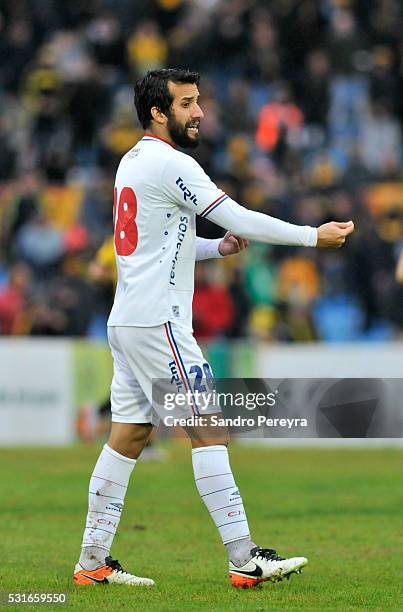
[0,0,402,341]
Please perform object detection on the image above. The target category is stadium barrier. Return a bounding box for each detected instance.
[0,338,75,445]
[0,339,402,445]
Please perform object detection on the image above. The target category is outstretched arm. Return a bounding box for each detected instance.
[205,196,354,249]
[162,154,354,249]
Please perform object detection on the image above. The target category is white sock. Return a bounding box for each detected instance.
[192,445,250,545]
[226,536,256,567]
[79,444,136,569]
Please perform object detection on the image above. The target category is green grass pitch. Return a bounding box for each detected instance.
[1,444,403,610]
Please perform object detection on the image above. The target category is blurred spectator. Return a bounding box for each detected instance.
[275,302,317,343]
[127,22,167,76]
[25,256,95,337]
[226,267,250,338]
[210,0,251,70]
[297,49,330,128]
[0,112,17,179]
[22,57,73,180]
[0,19,36,92]
[16,211,64,277]
[28,296,69,336]
[243,244,277,307]
[193,262,235,341]
[255,83,304,164]
[86,12,126,69]
[359,100,402,175]
[369,45,399,113]
[368,0,402,45]
[79,172,115,241]
[247,9,282,81]
[248,304,276,341]
[224,79,255,134]
[313,294,365,342]
[87,235,116,337]
[277,255,320,305]
[327,8,366,75]
[0,262,31,334]
[396,248,403,283]
[64,59,110,165]
[0,0,402,342]
[275,0,324,71]
[2,172,42,258]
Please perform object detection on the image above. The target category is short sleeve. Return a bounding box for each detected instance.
[161,152,228,216]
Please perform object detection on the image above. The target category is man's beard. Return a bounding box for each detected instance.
[167,111,199,149]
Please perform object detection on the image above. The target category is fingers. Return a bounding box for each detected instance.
[328,220,355,244]
[333,220,355,236]
[343,222,355,236]
[227,234,249,251]
[235,236,249,250]
[334,221,353,229]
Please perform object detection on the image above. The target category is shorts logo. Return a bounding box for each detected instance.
[176,177,198,205]
[172,305,180,318]
[168,360,184,392]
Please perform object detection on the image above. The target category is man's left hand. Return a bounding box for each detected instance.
[218,231,250,256]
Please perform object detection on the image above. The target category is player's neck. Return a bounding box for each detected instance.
[144,127,175,148]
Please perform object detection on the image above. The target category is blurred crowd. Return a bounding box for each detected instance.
[0,0,402,342]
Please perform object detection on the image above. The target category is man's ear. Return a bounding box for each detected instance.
[151,106,167,125]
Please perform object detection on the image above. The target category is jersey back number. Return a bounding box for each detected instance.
[114,186,138,256]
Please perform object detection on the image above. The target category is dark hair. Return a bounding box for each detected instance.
[134,69,200,129]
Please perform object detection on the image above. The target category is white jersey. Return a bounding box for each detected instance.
[108,133,317,329]
[108,134,224,328]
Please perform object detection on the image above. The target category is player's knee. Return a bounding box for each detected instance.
[191,438,229,449]
[108,422,153,459]
[187,423,230,448]
[108,437,150,460]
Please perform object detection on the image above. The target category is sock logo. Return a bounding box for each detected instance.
[229,489,241,503]
[97,518,118,529]
[228,509,245,518]
[106,502,124,513]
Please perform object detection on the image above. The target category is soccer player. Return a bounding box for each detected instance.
[73,69,354,589]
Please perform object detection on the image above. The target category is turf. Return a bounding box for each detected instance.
[1,444,403,611]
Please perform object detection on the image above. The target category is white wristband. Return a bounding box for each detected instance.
[195,237,223,261]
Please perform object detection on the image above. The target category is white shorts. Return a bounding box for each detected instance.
[107,323,215,425]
